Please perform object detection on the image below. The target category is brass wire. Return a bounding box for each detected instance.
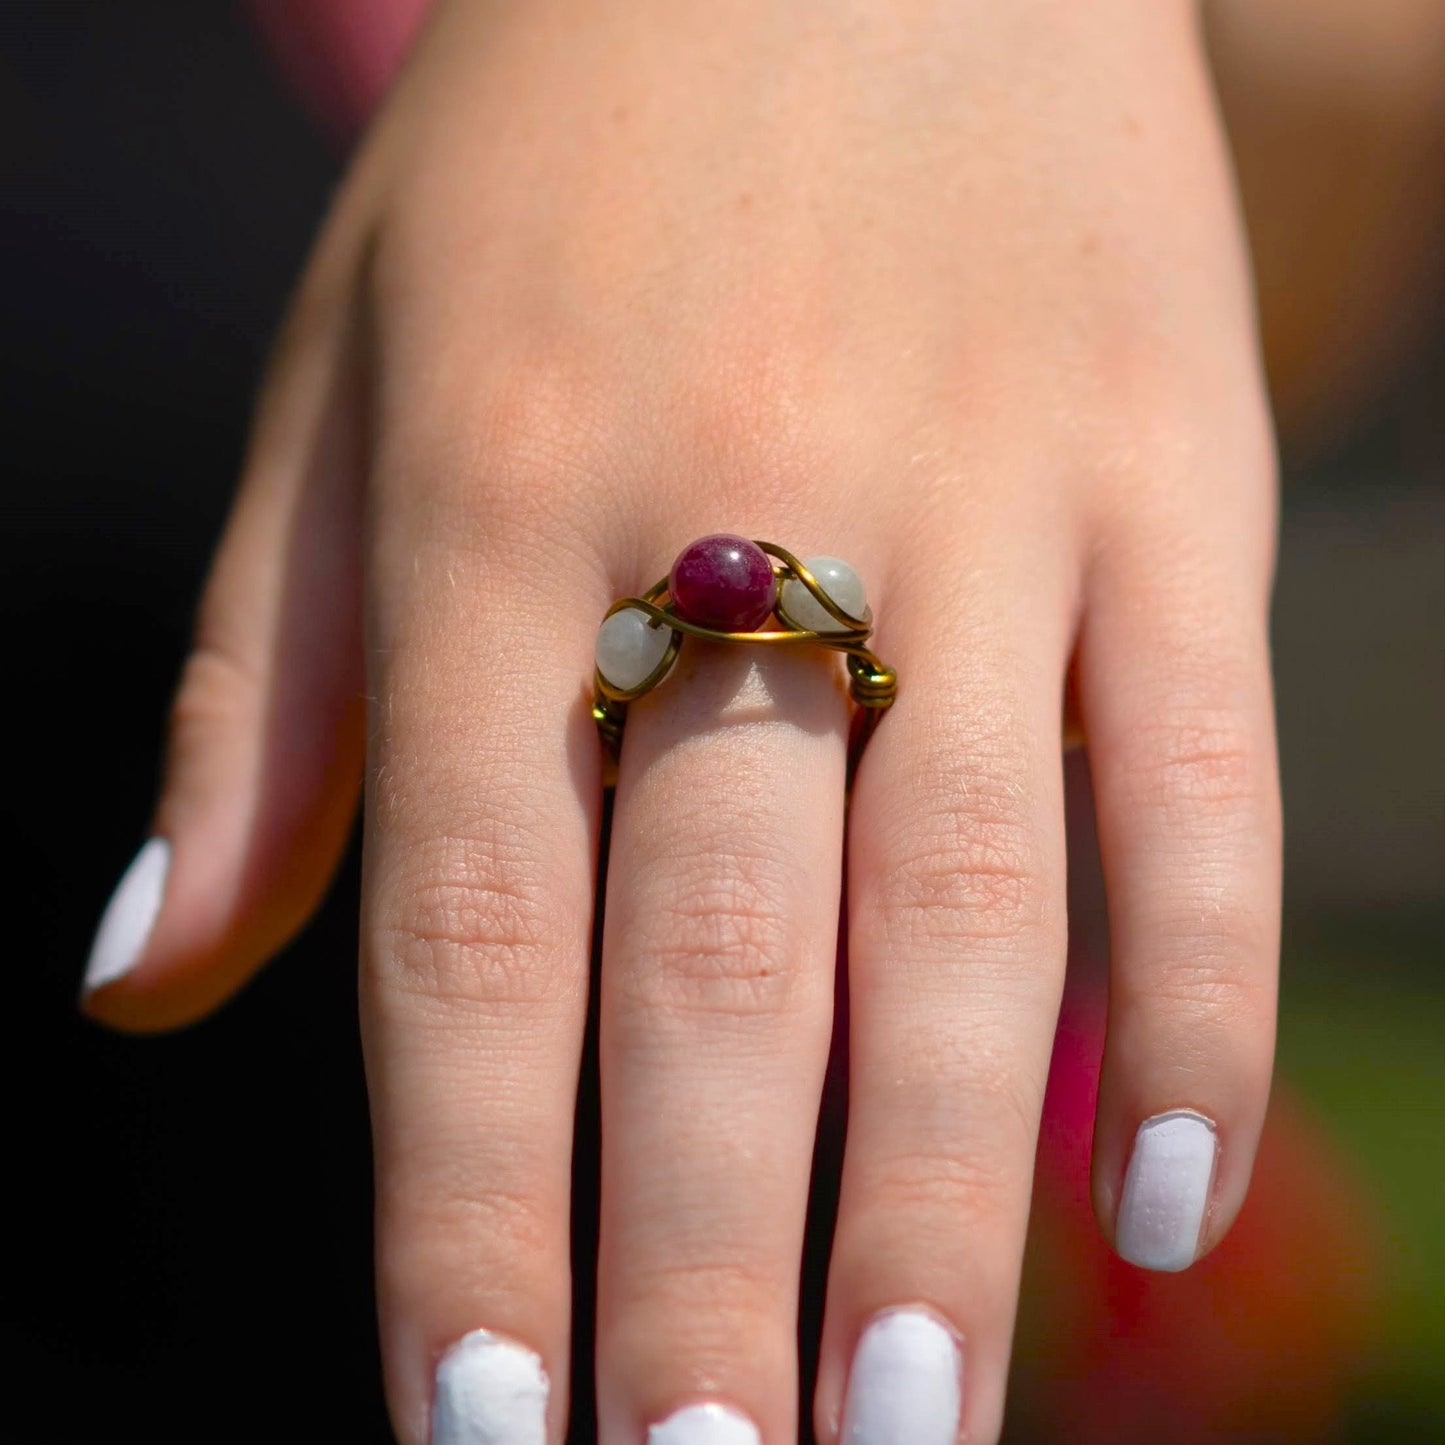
[592,541,897,776]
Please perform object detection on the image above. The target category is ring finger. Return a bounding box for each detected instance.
[595,531,859,1445]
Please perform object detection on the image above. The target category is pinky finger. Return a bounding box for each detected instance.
[1081,552,1281,1271]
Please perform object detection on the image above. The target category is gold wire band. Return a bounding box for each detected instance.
[592,541,897,768]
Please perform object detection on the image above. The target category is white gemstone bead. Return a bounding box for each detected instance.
[780,555,866,633]
[595,606,675,692]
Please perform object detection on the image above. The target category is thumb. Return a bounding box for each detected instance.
[83,270,366,1033]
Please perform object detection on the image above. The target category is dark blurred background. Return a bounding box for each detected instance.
[3,3,1441,1442]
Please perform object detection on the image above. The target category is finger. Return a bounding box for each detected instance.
[82,259,367,1032]
[815,534,1076,1445]
[1080,529,1280,1272]
[594,541,854,1445]
[361,476,609,1445]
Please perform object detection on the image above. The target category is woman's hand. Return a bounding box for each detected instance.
[82,2,1280,1441]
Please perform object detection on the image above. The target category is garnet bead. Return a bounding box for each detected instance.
[668,534,778,631]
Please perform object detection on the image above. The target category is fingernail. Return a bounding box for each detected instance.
[647,1402,762,1445]
[431,1329,549,1445]
[841,1308,963,1445]
[1116,1109,1218,1272]
[83,838,171,993]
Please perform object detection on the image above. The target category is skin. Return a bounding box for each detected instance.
[83,2,1282,1442]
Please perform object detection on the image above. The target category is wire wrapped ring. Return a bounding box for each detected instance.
[591,534,897,767]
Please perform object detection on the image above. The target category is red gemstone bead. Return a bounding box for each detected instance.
[668,534,778,631]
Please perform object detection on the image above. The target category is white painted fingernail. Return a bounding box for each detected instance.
[842,1308,963,1445]
[431,1329,548,1445]
[1116,1110,1218,1272]
[83,838,171,993]
[647,1402,762,1445]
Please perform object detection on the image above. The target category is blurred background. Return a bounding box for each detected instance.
[3,3,1441,1441]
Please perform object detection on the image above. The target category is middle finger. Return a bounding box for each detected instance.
[817,524,1077,1445]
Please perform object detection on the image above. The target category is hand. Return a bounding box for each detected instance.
[83,2,1281,1441]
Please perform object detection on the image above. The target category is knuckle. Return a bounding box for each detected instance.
[471,355,618,524]
[373,829,572,1010]
[386,1181,565,1318]
[852,1094,1039,1251]
[369,217,851,551]
[622,1254,779,1313]
[870,735,1056,957]
[268,235,354,371]
[867,1145,1022,1228]
[169,640,259,744]
[1090,345,1276,505]
[654,351,837,518]
[886,829,1043,944]
[406,1174,558,1269]
[607,1267,785,1389]
[1129,937,1273,1025]
[381,880,549,1008]
[879,1058,1043,1178]
[616,851,807,1021]
[1128,710,1271,825]
[372,347,620,560]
